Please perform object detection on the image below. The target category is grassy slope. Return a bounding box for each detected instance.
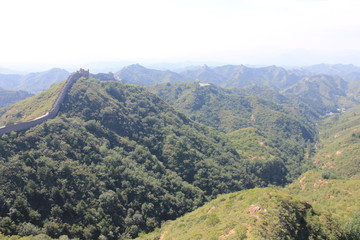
[138,171,359,240]
[312,105,360,179]
[138,187,344,240]
[286,170,360,225]
[228,127,275,162]
[138,104,360,240]
[0,81,65,126]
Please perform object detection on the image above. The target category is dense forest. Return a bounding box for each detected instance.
[149,82,317,183]
[0,77,264,239]
[0,64,359,239]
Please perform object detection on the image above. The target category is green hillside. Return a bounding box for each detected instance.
[0,81,65,126]
[287,170,360,225]
[0,89,33,108]
[139,171,360,240]
[181,64,302,89]
[348,80,360,101]
[138,187,345,240]
[281,75,354,115]
[139,99,360,240]
[311,105,360,179]
[0,77,262,239]
[149,82,317,183]
[1,68,360,240]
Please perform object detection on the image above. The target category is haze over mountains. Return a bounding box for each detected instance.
[0,89,33,108]
[0,68,70,93]
[1,63,360,93]
[0,63,360,239]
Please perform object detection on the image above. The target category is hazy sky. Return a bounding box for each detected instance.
[1,0,359,70]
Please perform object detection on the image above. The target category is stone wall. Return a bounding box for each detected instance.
[0,69,89,136]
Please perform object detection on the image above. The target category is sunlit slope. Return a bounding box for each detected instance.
[0,81,65,126]
[138,188,344,240]
[312,105,360,179]
[287,170,360,222]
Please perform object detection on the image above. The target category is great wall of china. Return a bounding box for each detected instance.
[0,69,89,136]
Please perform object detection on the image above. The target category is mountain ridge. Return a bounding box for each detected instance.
[0,74,262,239]
[0,68,70,93]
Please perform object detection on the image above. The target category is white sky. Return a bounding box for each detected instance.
[0,0,360,70]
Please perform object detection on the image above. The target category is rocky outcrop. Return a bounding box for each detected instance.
[0,69,89,136]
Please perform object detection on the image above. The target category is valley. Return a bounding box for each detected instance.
[0,63,359,239]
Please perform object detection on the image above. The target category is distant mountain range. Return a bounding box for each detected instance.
[301,63,360,76]
[0,68,69,93]
[114,64,359,116]
[1,63,359,114]
[1,63,360,94]
[114,63,360,90]
[116,64,184,85]
[114,64,304,89]
[281,75,351,115]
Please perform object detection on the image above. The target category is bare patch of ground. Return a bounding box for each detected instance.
[219,229,236,239]
[321,161,336,169]
[335,150,343,155]
[207,206,216,214]
[313,178,328,190]
[159,231,168,240]
[248,204,261,214]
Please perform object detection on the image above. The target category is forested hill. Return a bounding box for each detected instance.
[139,99,360,240]
[281,75,354,115]
[1,65,359,240]
[0,89,33,108]
[0,76,269,239]
[149,82,317,182]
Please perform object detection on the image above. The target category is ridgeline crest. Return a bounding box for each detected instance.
[0,69,89,136]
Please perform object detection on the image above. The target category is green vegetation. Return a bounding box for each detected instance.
[0,77,259,239]
[1,67,360,239]
[149,82,317,183]
[138,188,345,240]
[140,79,360,240]
[286,170,360,239]
[0,89,33,108]
[0,233,77,240]
[0,81,65,126]
[312,105,360,179]
[281,75,356,115]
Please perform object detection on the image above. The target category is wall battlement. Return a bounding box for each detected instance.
[0,69,88,136]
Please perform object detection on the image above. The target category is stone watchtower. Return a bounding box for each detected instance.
[78,68,90,78]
